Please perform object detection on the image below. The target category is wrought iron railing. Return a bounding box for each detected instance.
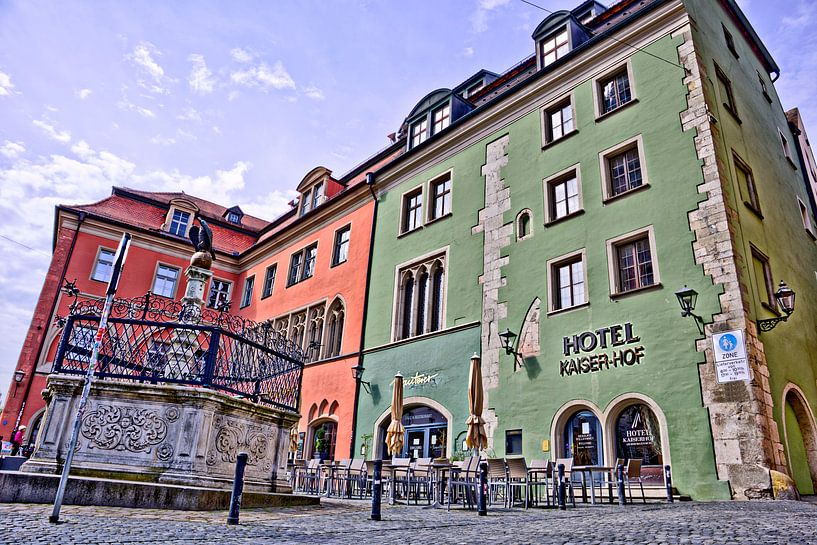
[52,300,304,412]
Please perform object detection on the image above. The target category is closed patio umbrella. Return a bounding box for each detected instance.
[465,353,488,451]
[385,373,405,457]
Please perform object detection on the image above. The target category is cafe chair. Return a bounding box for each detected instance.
[447,456,480,510]
[486,458,509,507]
[553,457,576,507]
[527,459,551,507]
[505,457,530,509]
[626,459,647,504]
[408,457,434,504]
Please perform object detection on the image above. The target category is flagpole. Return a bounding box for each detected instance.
[49,232,131,524]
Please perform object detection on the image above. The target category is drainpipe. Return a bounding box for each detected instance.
[11,210,86,437]
[349,172,378,458]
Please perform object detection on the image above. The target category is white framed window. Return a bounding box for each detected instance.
[401,187,424,234]
[91,247,116,282]
[465,81,484,98]
[152,264,180,299]
[288,242,318,286]
[393,250,447,341]
[432,104,451,134]
[542,97,575,145]
[168,209,191,237]
[311,181,325,210]
[539,27,569,68]
[798,198,816,238]
[332,225,351,266]
[606,226,660,296]
[593,62,635,118]
[779,129,795,165]
[207,279,232,309]
[262,264,277,299]
[599,135,648,202]
[550,252,586,312]
[544,165,582,224]
[429,172,452,221]
[300,188,312,216]
[411,118,428,148]
[240,275,255,308]
[516,209,533,240]
[226,211,241,224]
[733,152,762,216]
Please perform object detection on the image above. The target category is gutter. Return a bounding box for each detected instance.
[349,172,378,458]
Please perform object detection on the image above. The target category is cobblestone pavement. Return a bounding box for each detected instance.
[0,498,814,545]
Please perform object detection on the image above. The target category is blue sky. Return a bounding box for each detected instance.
[0,0,815,397]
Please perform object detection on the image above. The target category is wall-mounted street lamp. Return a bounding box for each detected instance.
[352,362,371,394]
[675,286,705,334]
[498,328,524,370]
[757,281,796,333]
[13,370,25,396]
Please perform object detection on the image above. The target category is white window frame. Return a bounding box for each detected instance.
[605,225,660,297]
[538,26,570,69]
[391,247,449,342]
[288,242,319,286]
[240,275,255,308]
[516,209,534,241]
[599,135,649,202]
[151,262,181,299]
[261,264,277,299]
[541,92,577,147]
[399,185,424,235]
[798,198,816,239]
[431,103,451,135]
[207,278,232,309]
[543,164,583,224]
[332,224,352,266]
[410,118,428,148]
[427,170,453,222]
[592,60,637,120]
[546,249,588,314]
[167,207,192,237]
[779,128,796,166]
[90,246,116,283]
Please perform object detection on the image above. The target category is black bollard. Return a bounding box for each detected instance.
[371,459,382,521]
[616,464,626,506]
[557,463,566,510]
[227,452,248,525]
[478,462,488,516]
[664,465,674,503]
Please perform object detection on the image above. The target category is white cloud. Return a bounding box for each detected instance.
[230,47,253,63]
[0,70,16,96]
[471,0,511,33]
[241,189,299,221]
[227,90,240,101]
[150,135,176,146]
[302,85,325,100]
[0,141,25,159]
[117,97,156,118]
[463,46,475,57]
[782,3,815,29]
[176,107,202,122]
[32,119,71,143]
[230,61,296,91]
[127,41,165,80]
[187,54,216,94]
[76,88,92,99]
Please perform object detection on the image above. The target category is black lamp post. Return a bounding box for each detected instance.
[674,286,705,334]
[352,362,370,393]
[498,328,518,356]
[13,370,25,396]
[758,281,796,332]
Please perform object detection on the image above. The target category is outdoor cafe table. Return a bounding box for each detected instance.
[425,461,452,509]
[571,465,615,505]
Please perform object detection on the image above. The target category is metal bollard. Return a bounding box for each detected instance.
[478,462,488,516]
[664,465,674,503]
[227,452,248,525]
[616,464,626,506]
[557,463,566,510]
[371,459,382,521]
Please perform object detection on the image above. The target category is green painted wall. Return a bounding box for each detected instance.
[785,400,815,494]
[685,0,817,493]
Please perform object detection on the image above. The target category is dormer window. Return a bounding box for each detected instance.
[411,119,429,148]
[539,28,569,67]
[465,81,484,98]
[168,209,191,237]
[312,181,325,209]
[224,206,244,225]
[432,104,451,134]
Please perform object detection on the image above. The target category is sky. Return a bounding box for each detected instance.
[0,0,816,399]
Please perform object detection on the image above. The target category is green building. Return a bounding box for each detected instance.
[355,0,817,500]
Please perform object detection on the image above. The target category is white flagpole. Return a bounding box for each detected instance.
[49,232,131,523]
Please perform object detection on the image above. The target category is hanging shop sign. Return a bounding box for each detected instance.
[712,329,750,383]
[559,322,645,377]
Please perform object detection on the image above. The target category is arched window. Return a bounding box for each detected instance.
[415,269,429,336]
[310,420,337,461]
[614,403,663,466]
[325,299,345,358]
[430,263,444,332]
[516,209,532,240]
[290,312,306,350]
[400,272,414,340]
[379,405,447,459]
[306,305,325,362]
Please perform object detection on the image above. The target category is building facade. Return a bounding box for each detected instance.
[353,0,817,500]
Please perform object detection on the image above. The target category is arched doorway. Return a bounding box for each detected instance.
[563,410,603,465]
[783,386,817,495]
[379,405,448,460]
[309,420,337,462]
[614,403,664,484]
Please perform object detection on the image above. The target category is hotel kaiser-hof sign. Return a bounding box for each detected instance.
[712,329,751,383]
[559,322,645,377]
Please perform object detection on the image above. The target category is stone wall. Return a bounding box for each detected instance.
[22,375,299,493]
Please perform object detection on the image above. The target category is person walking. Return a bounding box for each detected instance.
[10,425,26,456]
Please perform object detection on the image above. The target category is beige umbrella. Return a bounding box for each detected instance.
[385,373,405,457]
[465,353,488,451]
[289,426,299,453]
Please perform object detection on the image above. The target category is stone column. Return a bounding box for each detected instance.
[164,265,212,380]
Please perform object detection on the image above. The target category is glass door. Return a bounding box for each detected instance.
[564,410,602,466]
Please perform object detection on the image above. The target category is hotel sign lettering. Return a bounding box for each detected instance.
[559,323,645,377]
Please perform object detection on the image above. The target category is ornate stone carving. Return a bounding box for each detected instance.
[156,443,174,461]
[206,416,272,471]
[81,404,168,452]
